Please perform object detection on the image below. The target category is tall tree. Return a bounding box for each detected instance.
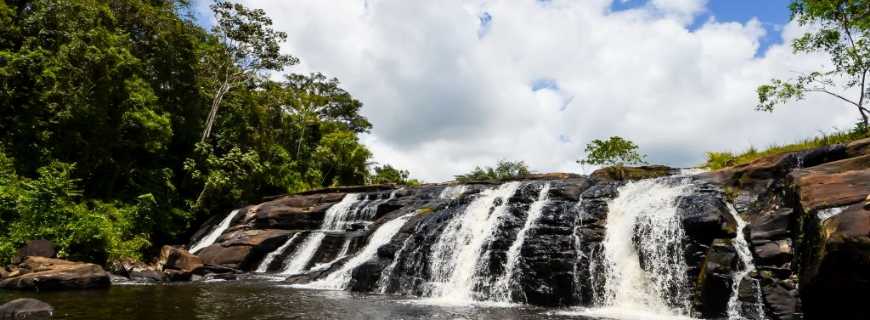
[578,136,646,167]
[200,0,298,142]
[757,0,870,131]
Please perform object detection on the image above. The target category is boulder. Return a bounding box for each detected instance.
[197,229,291,270]
[800,203,870,320]
[749,209,792,244]
[0,298,53,320]
[753,240,792,266]
[158,246,203,274]
[788,155,870,213]
[590,165,678,182]
[676,190,737,244]
[695,239,737,318]
[249,193,346,230]
[0,257,110,290]
[13,240,56,264]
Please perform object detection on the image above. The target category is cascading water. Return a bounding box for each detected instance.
[189,209,241,253]
[727,208,765,320]
[256,233,303,273]
[277,194,363,275]
[439,185,467,200]
[303,213,415,290]
[426,182,521,304]
[377,235,413,293]
[582,177,695,319]
[491,183,551,302]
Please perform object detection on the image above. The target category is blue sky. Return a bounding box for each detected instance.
[612,0,793,54]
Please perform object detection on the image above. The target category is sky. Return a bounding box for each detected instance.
[191,0,857,182]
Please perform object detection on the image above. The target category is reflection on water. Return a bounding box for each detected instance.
[0,279,594,320]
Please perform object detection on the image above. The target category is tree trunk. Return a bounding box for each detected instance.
[201,82,230,143]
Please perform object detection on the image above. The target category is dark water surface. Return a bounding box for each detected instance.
[0,279,592,320]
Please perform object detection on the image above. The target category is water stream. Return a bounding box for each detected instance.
[190,209,241,254]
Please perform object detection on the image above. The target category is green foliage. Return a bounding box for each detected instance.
[0,0,374,264]
[455,160,531,183]
[758,0,870,129]
[578,136,647,166]
[369,164,421,185]
[703,127,870,170]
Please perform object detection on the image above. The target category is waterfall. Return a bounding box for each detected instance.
[303,213,414,290]
[426,182,521,304]
[190,209,241,254]
[321,194,364,230]
[491,183,551,302]
[585,177,694,318]
[439,185,467,199]
[377,235,413,293]
[256,233,302,273]
[280,232,327,275]
[310,239,353,272]
[727,209,766,320]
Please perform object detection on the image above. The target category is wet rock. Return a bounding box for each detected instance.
[0,257,110,290]
[800,203,870,320]
[760,275,802,320]
[13,240,57,264]
[676,189,737,244]
[695,239,736,318]
[749,209,792,244]
[753,240,792,266]
[0,298,53,320]
[128,270,167,283]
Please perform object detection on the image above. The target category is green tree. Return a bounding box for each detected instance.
[200,0,298,142]
[578,136,647,166]
[757,0,870,131]
[369,164,420,185]
[455,160,531,182]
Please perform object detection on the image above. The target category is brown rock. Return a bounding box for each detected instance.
[0,298,53,320]
[590,165,678,182]
[788,155,870,212]
[197,229,291,270]
[0,257,110,290]
[250,194,346,230]
[157,246,203,273]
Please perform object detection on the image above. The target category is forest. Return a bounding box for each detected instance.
[0,0,395,264]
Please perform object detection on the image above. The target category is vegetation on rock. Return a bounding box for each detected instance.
[455,160,530,182]
[578,136,646,167]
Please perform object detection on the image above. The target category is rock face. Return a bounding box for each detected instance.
[0,257,110,290]
[0,298,53,320]
[197,229,292,270]
[799,203,870,320]
[180,138,869,319]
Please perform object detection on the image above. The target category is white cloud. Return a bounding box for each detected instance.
[234,0,854,182]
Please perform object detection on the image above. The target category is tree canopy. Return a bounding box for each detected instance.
[578,136,646,167]
[455,160,531,182]
[757,0,870,131]
[0,0,382,264]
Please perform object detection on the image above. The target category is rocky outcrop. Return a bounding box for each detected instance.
[799,203,870,320]
[695,239,737,318]
[0,257,110,290]
[590,165,678,181]
[197,229,292,270]
[0,298,53,320]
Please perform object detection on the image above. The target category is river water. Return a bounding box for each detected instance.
[0,279,597,320]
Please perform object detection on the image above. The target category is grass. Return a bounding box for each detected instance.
[703,128,870,170]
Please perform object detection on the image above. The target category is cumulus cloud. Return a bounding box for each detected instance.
[229,0,853,181]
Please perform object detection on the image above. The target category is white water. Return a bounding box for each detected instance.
[727,208,765,320]
[439,185,468,199]
[256,233,302,273]
[321,194,364,231]
[426,182,521,304]
[190,209,241,254]
[377,235,413,293]
[492,183,551,302]
[584,178,694,318]
[280,232,327,275]
[817,206,846,222]
[304,213,414,290]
